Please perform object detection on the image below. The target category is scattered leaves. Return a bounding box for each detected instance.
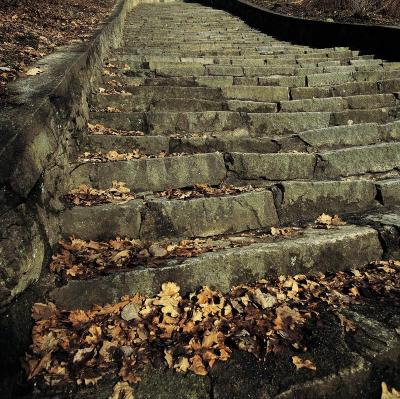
[78,149,186,162]
[88,123,144,137]
[26,261,400,392]
[49,230,280,280]
[65,181,135,207]
[0,0,114,100]
[156,184,264,200]
[314,213,346,229]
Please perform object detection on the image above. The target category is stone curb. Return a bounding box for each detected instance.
[0,0,177,309]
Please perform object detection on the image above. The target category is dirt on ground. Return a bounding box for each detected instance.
[248,0,400,26]
[0,0,115,98]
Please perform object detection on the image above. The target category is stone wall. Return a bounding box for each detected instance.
[0,0,173,310]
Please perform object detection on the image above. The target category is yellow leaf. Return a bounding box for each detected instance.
[190,354,207,376]
[174,357,190,373]
[292,356,316,371]
[26,67,44,76]
[109,381,135,399]
[382,382,400,399]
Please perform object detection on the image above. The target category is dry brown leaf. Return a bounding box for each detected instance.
[174,357,190,373]
[26,67,44,76]
[109,381,135,399]
[190,354,208,376]
[315,213,346,229]
[271,227,300,237]
[292,356,316,371]
[382,382,400,399]
[337,313,356,332]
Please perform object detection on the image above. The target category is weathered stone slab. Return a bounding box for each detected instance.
[345,93,396,109]
[90,111,146,131]
[248,112,331,136]
[147,111,245,134]
[331,108,391,125]
[206,65,243,76]
[222,86,289,102]
[280,97,346,112]
[141,190,279,239]
[259,75,305,87]
[290,86,331,100]
[376,179,400,207]
[278,180,378,224]
[62,200,144,240]
[50,226,383,309]
[196,75,233,87]
[298,123,381,150]
[307,72,354,87]
[227,100,277,113]
[379,120,400,141]
[227,152,316,180]
[316,143,400,178]
[69,153,226,192]
[170,136,279,154]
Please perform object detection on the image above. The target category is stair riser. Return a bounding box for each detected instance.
[50,226,383,309]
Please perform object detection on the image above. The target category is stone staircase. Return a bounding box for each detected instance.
[44,2,400,397]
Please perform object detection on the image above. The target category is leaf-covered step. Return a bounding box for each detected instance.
[61,187,278,240]
[50,225,383,309]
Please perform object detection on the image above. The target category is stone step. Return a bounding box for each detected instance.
[50,224,382,309]
[120,64,388,79]
[227,143,400,181]
[280,93,397,112]
[291,78,400,99]
[62,189,278,240]
[90,107,399,136]
[62,177,385,241]
[116,55,379,70]
[84,120,400,154]
[68,153,226,192]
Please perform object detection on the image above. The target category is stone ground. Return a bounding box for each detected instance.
[10,1,400,397]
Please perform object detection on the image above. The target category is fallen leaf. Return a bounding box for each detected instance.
[292,356,316,371]
[109,381,135,399]
[26,67,44,76]
[382,382,400,399]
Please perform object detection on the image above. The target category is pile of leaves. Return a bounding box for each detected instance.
[78,150,186,163]
[49,234,268,280]
[64,182,267,207]
[249,0,400,25]
[25,261,400,392]
[88,123,144,137]
[65,181,134,207]
[0,0,114,98]
[156,184,264,200]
